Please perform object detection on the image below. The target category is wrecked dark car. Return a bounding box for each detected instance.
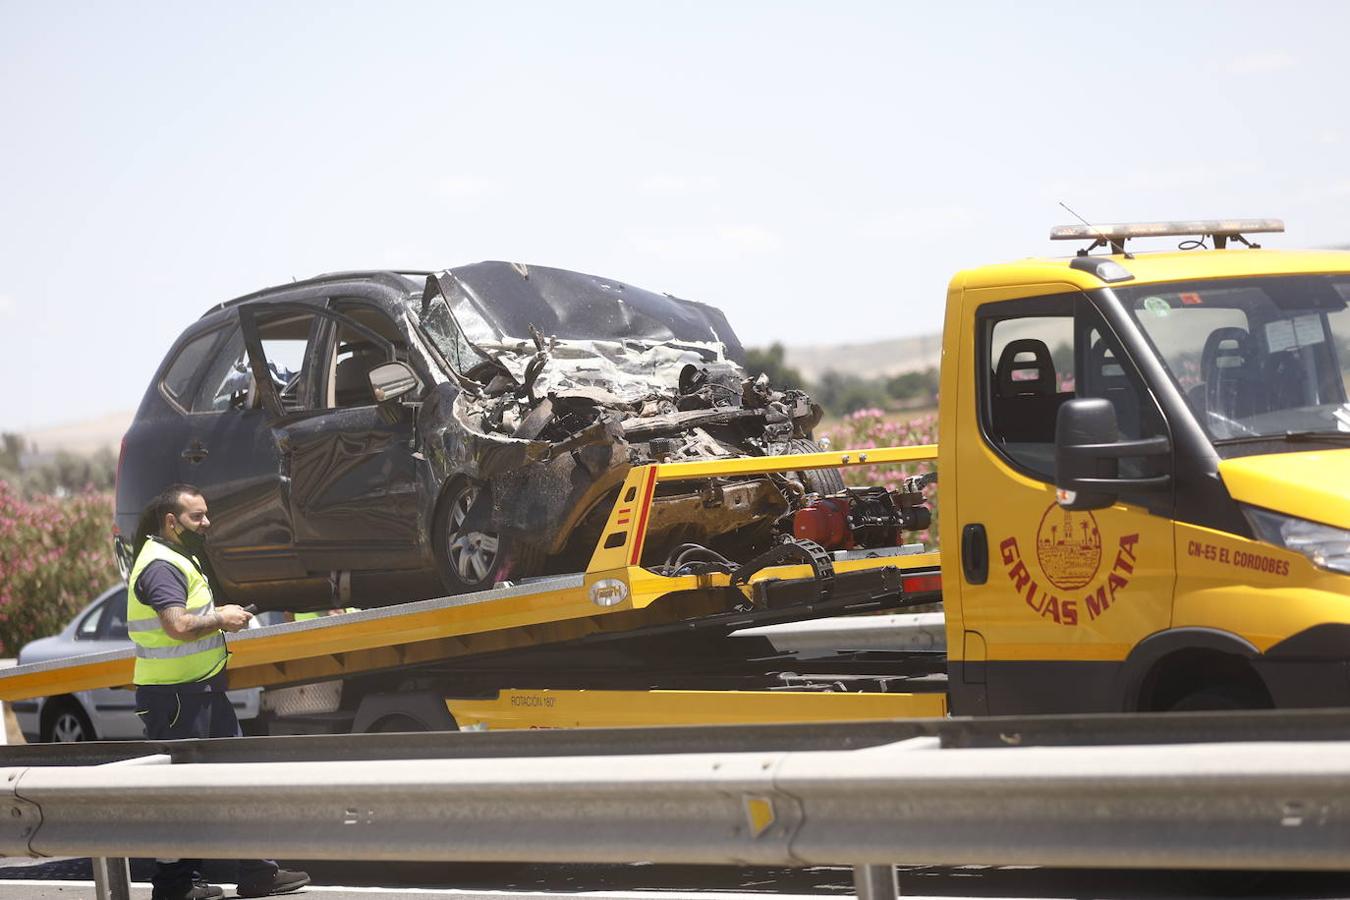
[113,262,839,611]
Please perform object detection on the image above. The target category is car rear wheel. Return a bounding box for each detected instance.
[43,700,95,743]
[433,480,544,593]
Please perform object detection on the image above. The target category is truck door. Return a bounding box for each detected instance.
[952,288,1175,715]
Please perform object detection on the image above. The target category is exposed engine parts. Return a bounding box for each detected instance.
[455,340,822,470]
[788,472,937,552]
[412,261,926,581]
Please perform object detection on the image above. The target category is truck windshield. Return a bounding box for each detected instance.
[1116,275,1350,445]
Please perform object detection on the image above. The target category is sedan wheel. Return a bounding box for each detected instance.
[47,706,94,742]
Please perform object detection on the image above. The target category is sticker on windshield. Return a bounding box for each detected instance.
[1265,319,1297,353]
[1294,313,1326,347]
[1142,296,1170,318]
[1179,291,1203,306]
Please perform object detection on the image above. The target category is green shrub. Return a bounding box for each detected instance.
[0,481,117,656]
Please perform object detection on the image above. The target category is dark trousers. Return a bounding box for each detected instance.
[136,687,279,898]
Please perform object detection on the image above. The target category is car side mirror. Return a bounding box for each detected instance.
[368,361,421,403]
[1054,398,1171,511]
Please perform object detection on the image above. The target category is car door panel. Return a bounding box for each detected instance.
[284,409,422,570]
[178,316,303,588]
[242,302,423,574]
[187,405,303,583]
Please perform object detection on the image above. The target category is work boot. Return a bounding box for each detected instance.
[189,880,226,900]
[151,880,224,900]
[236,868,311,897]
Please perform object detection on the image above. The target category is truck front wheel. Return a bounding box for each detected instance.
[1167,684,1272,711]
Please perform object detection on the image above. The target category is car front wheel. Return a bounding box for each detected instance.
[433,480,544,594]
[43,700,95,743]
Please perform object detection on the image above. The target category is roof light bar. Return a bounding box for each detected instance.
[1050,219,1284,241]
[1050,219,1284,255]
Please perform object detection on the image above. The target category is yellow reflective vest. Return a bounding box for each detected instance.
[126,538,228,686]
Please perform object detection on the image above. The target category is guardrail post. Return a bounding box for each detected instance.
[853,863,898,900]
[86,753,170,900]
[91,855,131,900]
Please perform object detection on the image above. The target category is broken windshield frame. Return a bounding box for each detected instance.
[1113,274,1350,453]
[416,289,495,377]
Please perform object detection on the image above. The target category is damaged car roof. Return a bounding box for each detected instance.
[427,262,747,362]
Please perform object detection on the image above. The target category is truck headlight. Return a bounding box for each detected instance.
[1243,506,1350,575]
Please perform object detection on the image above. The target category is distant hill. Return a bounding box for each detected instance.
[23,411,133,458]
[783,331,942,382]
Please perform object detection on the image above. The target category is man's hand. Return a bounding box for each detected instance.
[159,604,253,641]
[215,604,253,633]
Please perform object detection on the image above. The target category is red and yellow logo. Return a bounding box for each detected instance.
[1035,506,1101,590]
[998,503,1140,628]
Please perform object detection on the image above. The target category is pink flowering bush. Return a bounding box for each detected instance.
[0,481,117,656]
[818,408,940,548]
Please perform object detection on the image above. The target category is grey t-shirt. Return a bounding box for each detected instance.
[134,560,189,613]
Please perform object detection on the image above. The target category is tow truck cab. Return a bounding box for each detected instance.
[942,220,1350,716]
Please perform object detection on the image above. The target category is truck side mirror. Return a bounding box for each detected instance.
[1055,398,1171,511]
[368,361,421,403]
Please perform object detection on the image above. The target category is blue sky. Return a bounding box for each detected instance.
[3,1,1348,431]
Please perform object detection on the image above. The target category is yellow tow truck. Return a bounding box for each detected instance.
[4,218,1349,732]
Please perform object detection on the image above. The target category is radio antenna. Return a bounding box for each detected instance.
[1058,201,1095,231]
[1057,201,1132,258]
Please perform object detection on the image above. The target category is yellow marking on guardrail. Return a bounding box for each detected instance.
[744,795,776,838]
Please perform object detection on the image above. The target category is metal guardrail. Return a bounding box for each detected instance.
[1,735,1348,876]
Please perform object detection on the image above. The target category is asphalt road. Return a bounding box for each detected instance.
[2,858,1350,900]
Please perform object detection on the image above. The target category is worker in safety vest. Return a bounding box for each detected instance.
[128,483,310,900]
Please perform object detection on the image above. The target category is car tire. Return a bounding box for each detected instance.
[433,479,545,593]
[780,438,845,495]
[42,700,96,743]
